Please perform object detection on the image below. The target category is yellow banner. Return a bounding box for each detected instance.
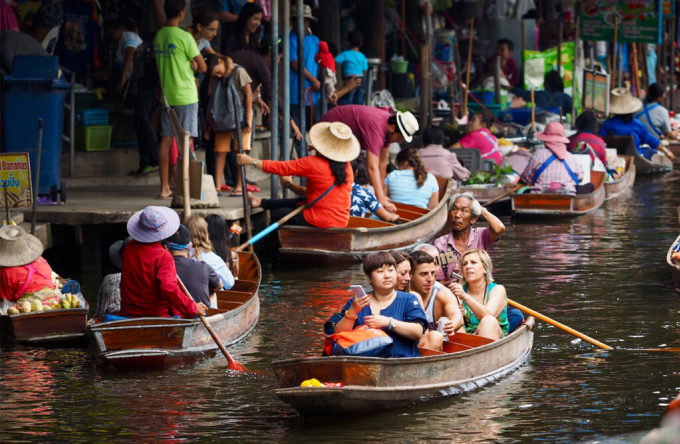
[0,153,33,208]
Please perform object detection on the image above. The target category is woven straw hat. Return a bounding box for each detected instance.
[609,87,642,115]
[0,225,44,267]
[291,4,316,20]
[396,111,419,143]
[127,206,180,243]
[309,121,360,162]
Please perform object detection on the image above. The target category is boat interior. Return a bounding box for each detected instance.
[418,332,495,357]
[344,176,450,228]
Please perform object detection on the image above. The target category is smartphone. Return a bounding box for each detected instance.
[349,285,366,298]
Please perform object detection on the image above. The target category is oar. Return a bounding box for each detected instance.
[177,276,247,371]
[236,205,304,252]
[484,184,523,206]
[447,270,612,350]
[506,298,613,350]
[231,87,253,252]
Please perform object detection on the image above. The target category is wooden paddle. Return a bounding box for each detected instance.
[231,88,254,252]
[462,18,474,119]
[447,270,612,350]
[177,276,247,371]
[236,205,304,252]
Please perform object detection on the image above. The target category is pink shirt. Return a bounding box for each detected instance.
[320,105,390,157]
[432,227,497,282]
[418,144,470,181]
[520,148,583,195]
[458,128,503,165]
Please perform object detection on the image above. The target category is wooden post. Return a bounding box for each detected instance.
[612,15,619,86]
[631,43,640,97]
[182,130,191,222]
[420,2,433,129]
[557,20,563,76]
[530,88,536,132]
[521,20,526,87]
[463,18,475,118]
[494,55,501,104]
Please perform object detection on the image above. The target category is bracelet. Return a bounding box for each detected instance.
[387,317,395,331]
[252,159,258,168]
[345,310,357,320]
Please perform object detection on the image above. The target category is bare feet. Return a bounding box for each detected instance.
[158,187,173,199]
[249,194,262,208]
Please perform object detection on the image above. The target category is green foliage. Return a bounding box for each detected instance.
[461,163,513,185]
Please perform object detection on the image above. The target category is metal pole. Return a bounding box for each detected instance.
[282,1,290,198]
[270,0,279,198]
[31,118,43,235]
[296,0,307,158]
[68,72,75,177]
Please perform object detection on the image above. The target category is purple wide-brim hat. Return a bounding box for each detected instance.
[127,206,180,243]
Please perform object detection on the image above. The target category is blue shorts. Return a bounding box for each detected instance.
[160,102,199,138]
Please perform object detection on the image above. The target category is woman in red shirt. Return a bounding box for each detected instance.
[236,121,360,228]
[0,225,56,302]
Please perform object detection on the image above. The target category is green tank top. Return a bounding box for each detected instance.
[462,282,509,336]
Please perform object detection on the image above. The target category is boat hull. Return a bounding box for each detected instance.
[89,252,261,370]
[273,318,534,416]
[605,135,673,174]
[0,307,89,343]
[667,235,680,295]
[511,171,606,216]
[667,141,680,162]
[457,185,513,214]
[604,155,636,200]
[279,180,452,261]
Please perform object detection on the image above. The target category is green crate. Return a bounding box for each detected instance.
[76,124,113,151]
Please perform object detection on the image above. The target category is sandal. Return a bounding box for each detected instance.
[220,184,232,192]
[230,191,243,197]
[246,184,261,193]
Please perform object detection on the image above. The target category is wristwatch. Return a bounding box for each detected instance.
[387,317,395,331]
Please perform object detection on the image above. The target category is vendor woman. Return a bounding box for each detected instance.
[0,225,56,302]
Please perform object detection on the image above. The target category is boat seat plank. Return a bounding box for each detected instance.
[394,202,428,215]
[442,341,474,353]
[231,279,256,292]
[346,217,394,228]
[216,290,251,303]
[449,332,494,348]
[418,347,446,356]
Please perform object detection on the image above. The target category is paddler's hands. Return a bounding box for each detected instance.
[196,302,209,316]
[363,314,389,329]
[236,153,254,166]
[380,198,397,213]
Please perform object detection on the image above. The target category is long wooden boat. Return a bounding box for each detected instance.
[0,303,89,344]
[88,251,260,370]
[604,135,673,174]
[667,234,680,295]
[604,155,636,200]
[457,184,514,214]
[272,317,534,416]
[278,178,452,261]
[511,170,606,216]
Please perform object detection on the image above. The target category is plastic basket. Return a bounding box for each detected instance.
[77,108,109,125]
[390,60,408,74]
[76,124,113,151]
[469,103,503,117]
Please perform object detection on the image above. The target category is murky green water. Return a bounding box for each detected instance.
[1,170,679,442]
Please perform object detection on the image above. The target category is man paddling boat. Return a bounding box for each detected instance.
[432,193,505,283]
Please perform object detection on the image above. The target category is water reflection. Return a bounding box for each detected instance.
[1,169,680,441]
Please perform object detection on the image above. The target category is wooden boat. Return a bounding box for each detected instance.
[457,184,514,214]
[667,141,680,162]
[604,135,672,174]
[89,251,260,370]
[511,170,606,216]
[667,235,680,295]
[278,178,452,261]
[272,317,534,416]
[604,155,636,200]
[0,303,89,344]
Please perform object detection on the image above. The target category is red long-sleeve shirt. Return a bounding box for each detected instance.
[0,257,56,302]
[119,240,198,318]
[262,156,353,228]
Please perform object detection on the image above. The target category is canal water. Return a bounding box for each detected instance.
[1,170,679,442]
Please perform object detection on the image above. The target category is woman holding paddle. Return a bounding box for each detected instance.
[450,249,508,341]
[236,121,359,228]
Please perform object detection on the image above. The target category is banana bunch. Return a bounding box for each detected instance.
[60,293,81,309]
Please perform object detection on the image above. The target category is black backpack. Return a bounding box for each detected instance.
[131,40,159,91]
[207,66,245,132]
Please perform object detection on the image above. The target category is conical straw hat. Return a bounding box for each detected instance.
[309,121,360,162]
[609,87,642,115]
[0,225,44,267]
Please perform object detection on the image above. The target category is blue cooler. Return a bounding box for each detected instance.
[2,56,70,196]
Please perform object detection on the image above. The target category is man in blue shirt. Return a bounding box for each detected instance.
[599,87,675,161]
[335,30,368,105]
[290,4,320,157]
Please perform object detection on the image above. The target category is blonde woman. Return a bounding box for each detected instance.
[450,249,508,340]
[186,215,235,292]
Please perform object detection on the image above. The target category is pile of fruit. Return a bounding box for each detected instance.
[6,289,82,315]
